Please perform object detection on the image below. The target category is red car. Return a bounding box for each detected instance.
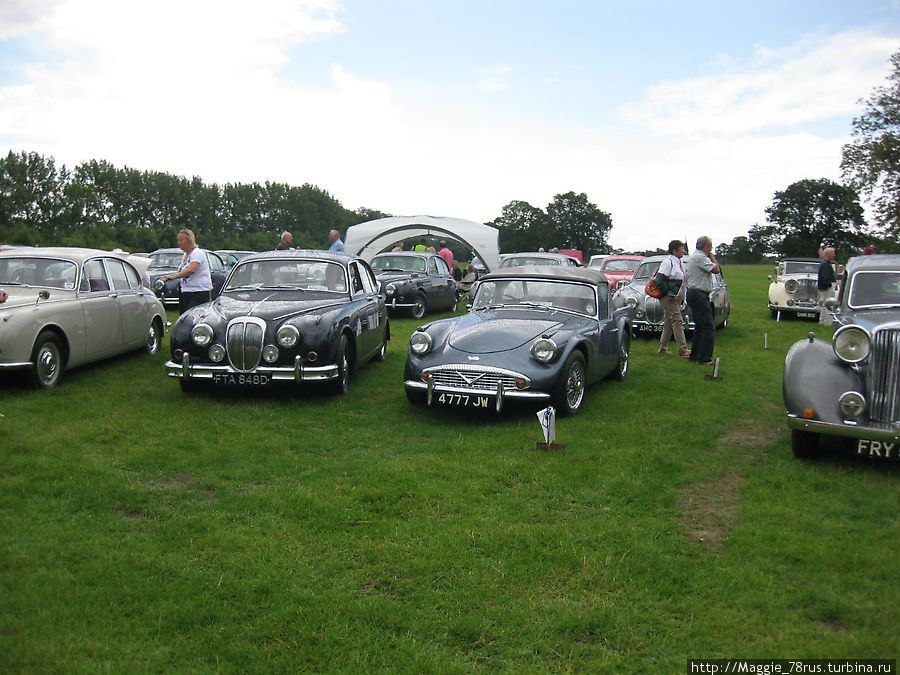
[599,255,645,291]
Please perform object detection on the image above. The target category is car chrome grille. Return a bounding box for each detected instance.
[426,364,527,391]
[868,327,900,423]
[643,297,664,324]
[226,316,265,372]
[793,278,818,303]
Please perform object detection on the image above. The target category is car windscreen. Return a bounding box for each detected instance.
[225,259,348,293]
[499,256,560,268]
[848,270,900,308]
[149,252,184,268]
[0,257,77,289]
[602,259,641,272]
[632,260,661,281]
[472,278,600,316]
[784,261,820,275]
[371,255,426,272]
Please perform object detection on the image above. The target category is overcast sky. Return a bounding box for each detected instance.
[1,0,898,251]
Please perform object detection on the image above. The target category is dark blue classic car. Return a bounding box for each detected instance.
[147,248,229,307]
[784,254,900,460]
[165,251,389,393]
[371,251,458,319]
[404,266,632,416]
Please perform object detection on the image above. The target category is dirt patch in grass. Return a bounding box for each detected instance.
[678,411,784,552]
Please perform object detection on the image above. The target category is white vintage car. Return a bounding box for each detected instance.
[768,257,836,320]
[0,247,167,388]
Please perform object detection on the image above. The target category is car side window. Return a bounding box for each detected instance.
[356,262,376,294]
[349,264,364,294]
[123,262,142,289]
[106,258,131,291]
[434,257,450,276]
[81,259,110,292]
[207,252,224,272]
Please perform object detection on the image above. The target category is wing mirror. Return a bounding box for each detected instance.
[36,289,50,304]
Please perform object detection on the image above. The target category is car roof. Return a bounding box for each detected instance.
[239,249,361,265]
[845,253,900,273]
[603,254,645,261]
[479,265,608,285]
[373,251,438,258]
[0,246,138,264]
[781,257,822,263]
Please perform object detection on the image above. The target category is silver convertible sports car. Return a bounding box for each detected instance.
[404,266,632,416]
[783,254,900,460]
[165,250,389,394]
[0,247,167,388]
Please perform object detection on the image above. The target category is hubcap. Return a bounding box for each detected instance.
[566,361,585,409]
[38,345,59,384]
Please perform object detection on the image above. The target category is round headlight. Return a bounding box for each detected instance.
[531,338,557,363]
[208,344,225,363]
[276,324,300,348]
[191,323,214,347]
[385,282,397,296]
[625,296,638,309]
[409,331,433,355]
[785,279,799,293]
[838,391,866,419]
[262,345,280,363]
[154,279,165,292]
[833,325,871,364]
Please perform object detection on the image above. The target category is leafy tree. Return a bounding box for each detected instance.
[763,178,869,257]
[491,200,549,252]
[841,51,900,238]
[716,226,776,263]
[545,191,612,258]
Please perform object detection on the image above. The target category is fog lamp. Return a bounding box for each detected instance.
[208,344,225,363]
[838,391,866,419]
[262,345,279,363]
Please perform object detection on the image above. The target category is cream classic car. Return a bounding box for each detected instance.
[0,247,168,388]
[768,257,836,320]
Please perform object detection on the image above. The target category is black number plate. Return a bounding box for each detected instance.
[212,373,271,386]
[435,392,492,409]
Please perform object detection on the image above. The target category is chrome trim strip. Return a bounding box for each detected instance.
[786,414,900,442]
[165,359,338,382]
[0,361,33,370]
[404,379,550,401]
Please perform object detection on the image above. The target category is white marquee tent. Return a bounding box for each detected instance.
[343,215,500,272]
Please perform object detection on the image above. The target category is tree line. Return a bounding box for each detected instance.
[0,152,388,252]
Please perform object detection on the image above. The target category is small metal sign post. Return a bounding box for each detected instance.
[536,406,565,450]
[704,356,722,381]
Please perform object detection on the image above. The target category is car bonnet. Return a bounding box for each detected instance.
[446,313,566,354]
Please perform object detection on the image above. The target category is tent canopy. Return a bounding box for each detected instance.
[344,215,500,272]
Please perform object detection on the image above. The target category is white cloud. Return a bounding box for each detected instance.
[0,8,896,253]
[477,66,513,91]
[619,31,896,138]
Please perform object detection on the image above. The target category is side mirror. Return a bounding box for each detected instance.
[36,289,50,304]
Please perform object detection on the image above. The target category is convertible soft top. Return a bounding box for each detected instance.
[479,265,609,286]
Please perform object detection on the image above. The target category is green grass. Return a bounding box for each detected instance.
[1,265,898,672]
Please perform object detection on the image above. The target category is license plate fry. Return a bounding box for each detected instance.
[437,392,490,408]
[856,439,897,459]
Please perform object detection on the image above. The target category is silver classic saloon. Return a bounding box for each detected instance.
[0,247,167,388]
[783,254,900,460]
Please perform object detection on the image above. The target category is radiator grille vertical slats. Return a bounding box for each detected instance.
[226,317,265,372]
[868,327,900,423]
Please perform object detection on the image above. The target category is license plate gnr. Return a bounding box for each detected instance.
[212,373,271,386]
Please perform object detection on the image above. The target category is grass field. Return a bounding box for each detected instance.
[1,265,898,672]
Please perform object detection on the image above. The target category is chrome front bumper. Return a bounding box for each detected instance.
[787,414,900,442]
[404,378,550,412]
[165,353,338,383]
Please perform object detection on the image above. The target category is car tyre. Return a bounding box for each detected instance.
[145,318,163,355]
[409,293,427,320]
[29,330,65,389]
[553,350,586,416]
[331,334,351,395]
[791,429,820,459]
[612,333,630,381]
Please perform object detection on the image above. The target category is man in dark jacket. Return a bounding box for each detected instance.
[817,247,836,325]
